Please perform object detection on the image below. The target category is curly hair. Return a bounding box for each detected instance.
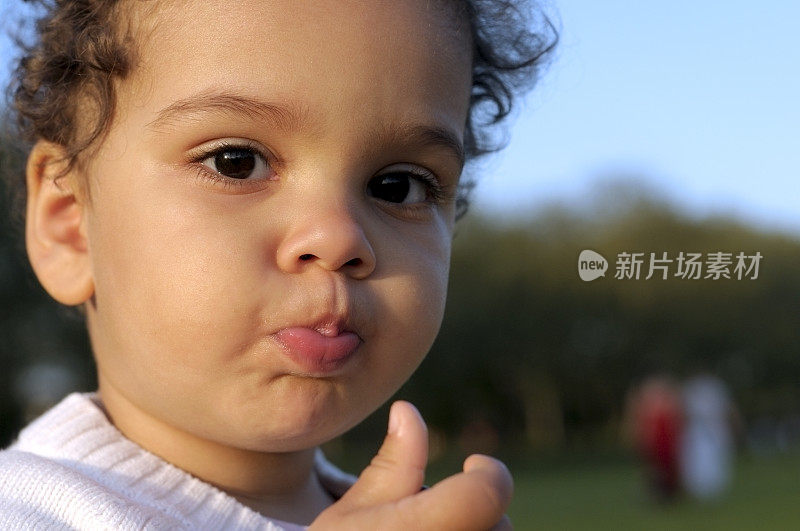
[5,0,558,221]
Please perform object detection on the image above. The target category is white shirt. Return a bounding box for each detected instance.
[0,393,356,530]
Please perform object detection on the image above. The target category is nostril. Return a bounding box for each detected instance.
[295,254,364,268]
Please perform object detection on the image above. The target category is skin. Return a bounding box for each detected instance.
[25,0,513,527]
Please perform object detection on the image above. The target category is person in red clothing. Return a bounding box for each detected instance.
[629,376,684,502]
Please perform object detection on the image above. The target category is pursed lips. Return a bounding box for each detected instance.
[274,323,362,375]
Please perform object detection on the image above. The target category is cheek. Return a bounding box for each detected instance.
[88,182,263,364]
[386,257,449,348]
[368,222,452,380]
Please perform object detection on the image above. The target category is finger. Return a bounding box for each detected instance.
[394,454,514,531]
[335,400,428,509]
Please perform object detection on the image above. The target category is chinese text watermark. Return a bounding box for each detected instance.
[578,250,762,282]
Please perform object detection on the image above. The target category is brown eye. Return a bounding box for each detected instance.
[201,147,268,180]
[367,171,429,204]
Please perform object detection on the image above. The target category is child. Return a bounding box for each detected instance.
[0,0,556,528]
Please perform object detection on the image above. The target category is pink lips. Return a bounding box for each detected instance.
[275,327,361,374]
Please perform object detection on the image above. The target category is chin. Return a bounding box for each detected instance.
[221,393,363,453]
[234,421,345,454]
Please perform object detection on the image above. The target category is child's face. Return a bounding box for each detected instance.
[79,0,471,450]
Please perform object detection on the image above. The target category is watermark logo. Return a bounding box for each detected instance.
[578,250,609,281]
[577,250,763,281]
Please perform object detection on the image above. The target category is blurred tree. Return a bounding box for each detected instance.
[395,182,800,457]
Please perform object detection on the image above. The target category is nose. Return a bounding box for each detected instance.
[276,206,376,279]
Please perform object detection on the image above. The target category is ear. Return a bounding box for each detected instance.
[25,141,94,306]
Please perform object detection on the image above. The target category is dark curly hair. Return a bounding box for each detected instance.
[4,0,558,221]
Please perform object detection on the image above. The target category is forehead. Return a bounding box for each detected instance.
[120,0,473,136]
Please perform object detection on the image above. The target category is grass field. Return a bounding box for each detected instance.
[332,446,800,529]
[497,451,800,530]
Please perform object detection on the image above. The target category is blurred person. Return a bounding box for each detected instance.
[680,373,737,500]
[626,375,683,503]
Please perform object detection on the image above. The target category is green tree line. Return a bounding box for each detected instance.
[396,187,800,457]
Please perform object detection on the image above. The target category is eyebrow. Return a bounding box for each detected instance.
[147,90,465,168]
[385,123,466,170]
[147,90,307,133]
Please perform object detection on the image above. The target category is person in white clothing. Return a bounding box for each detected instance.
[0,0,557,528]
[680,374,738,500]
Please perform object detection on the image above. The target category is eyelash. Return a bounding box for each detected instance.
[189,140,273,192]
[370,170,454,222]
[394,168,448,205]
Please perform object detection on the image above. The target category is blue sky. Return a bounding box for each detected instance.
[473,1,800,234]
[2,1,799,234]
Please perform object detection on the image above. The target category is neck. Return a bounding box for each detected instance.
[97,375,333,525]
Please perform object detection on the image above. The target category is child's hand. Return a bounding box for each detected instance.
[309,401,513,530]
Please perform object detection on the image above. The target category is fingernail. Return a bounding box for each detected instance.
[388,402,402,436]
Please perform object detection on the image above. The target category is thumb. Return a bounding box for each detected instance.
[337,400,428,509]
